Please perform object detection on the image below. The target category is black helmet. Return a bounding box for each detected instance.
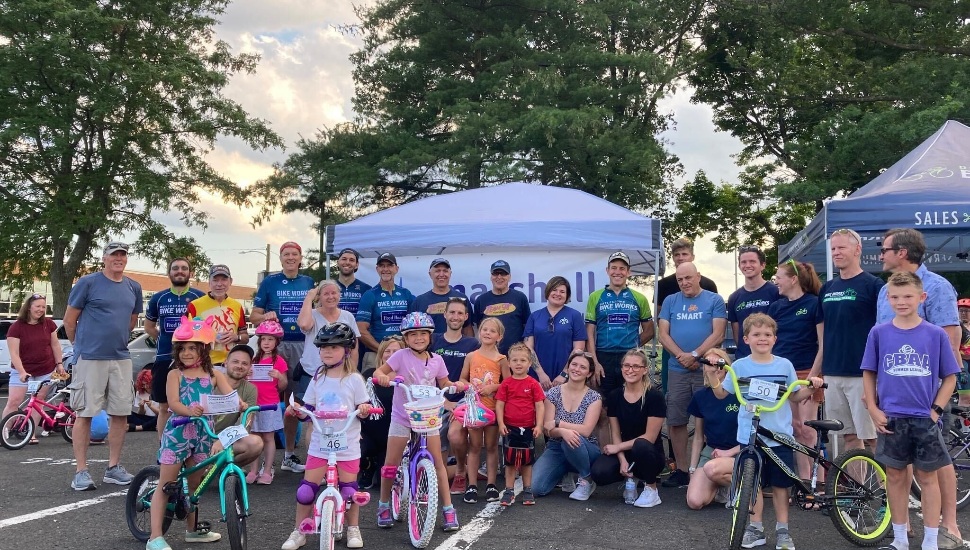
[314,322,356,349]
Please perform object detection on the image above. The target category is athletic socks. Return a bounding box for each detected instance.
[923,526,938,550]
[890,523,909,550]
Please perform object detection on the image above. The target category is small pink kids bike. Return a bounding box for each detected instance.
[1,375,76,449]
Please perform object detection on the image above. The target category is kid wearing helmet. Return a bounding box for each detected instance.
[247,320,289,485]
[373,312,467,532]
[281,322,372,550]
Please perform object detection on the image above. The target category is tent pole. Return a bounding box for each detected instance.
[324,225,331,281]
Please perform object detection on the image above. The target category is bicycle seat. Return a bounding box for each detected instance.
[804,419,844,432]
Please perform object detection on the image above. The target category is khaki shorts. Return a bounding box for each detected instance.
[824,376,876,440]
[69,359,134,418]
[362,352,377,373]
[278,341,304,384]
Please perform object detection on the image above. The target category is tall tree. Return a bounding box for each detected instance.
[0,0,283,316]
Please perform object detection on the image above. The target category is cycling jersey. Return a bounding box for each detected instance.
[585,286,652,352]
[355,284,415,343]
[145,287,205,361]
[253,272,315,341]
[337,278,372,314]
[187,294,246,365]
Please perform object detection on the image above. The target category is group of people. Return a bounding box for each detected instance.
[7,227,967,550]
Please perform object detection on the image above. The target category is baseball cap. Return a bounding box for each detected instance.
[227,344,254,361]
[209,264,232,278]
[430,257,451,269]
[103,241,129,255]
[608,251,631,266]
[280,241,302,254]
[337,248,360,260]
[377,252,397,265]
[490,260,511,274]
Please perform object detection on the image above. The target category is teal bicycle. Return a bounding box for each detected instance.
[125,404,276,550]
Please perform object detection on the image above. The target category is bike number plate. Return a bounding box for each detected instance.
[26,381,42,394]
[217,425,249,448]
[748,379,780,403]
[318,433,349,453]
[411,385,437,399]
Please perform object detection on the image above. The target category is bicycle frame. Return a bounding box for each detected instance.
[19,381,74,430]
[390,379,452,495]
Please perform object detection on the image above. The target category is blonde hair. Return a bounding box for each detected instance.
[478,317,505,340]
[314,345,357,380]
[507,342,537,368]
[377,335,404,363]
[703,348,732,388]
[621,348,652,407]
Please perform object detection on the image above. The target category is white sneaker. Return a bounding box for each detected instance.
[281,529,306,550]
[568,477,596,501]
[346,526,363,549]
[281,456,306,473]
[633,486,661,508]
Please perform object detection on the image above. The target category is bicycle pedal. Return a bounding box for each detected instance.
[298,517,317,534]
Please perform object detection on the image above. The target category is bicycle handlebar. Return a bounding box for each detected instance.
[371,376,459,401]
[286,394,382,435]
[696,357,826,413]
[171,404,277,434]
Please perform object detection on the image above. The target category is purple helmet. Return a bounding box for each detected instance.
[399,312,435,334]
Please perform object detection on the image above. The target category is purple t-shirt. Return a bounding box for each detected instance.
[385,348,449,427]
[860,321,961,418]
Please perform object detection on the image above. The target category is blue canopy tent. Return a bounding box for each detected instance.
[780,120,970,274]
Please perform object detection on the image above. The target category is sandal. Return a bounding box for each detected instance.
[29,438,39,445]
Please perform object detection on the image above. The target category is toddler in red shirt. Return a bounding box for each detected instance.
[496,343,546,506]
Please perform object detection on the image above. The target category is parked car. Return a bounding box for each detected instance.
[128,332,158,378]
[0,319,12,389]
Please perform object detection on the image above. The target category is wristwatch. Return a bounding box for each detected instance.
[555,419,560,429]
[690,351,699,359]
[932,404,945,416]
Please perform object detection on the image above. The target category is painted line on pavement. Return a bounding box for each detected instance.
[433,481,522,550]
[0,490,127,529]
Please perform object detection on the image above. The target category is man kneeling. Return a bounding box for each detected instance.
[209,345,264,465]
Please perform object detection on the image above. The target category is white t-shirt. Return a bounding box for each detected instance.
[300,309,360,377]
[132,391,156,417]
[302,371,368,461]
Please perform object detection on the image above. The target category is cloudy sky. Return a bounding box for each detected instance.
[127,0,748,294]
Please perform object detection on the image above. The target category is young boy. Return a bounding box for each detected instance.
[495,343,545,506]
[862,272,960,550]
[711,313,822,550]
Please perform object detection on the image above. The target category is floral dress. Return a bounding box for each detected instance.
[158,374,215,465]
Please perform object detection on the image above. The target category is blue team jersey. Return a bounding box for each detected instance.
[585,286,653,352]
[337,278,372,315]
[356,285,415,343]
[145,287,205,362]
[253,272,316,341]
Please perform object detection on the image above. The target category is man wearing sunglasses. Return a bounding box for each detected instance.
[727,246,780,359]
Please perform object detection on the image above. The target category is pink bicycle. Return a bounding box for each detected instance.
[0,377,76,449]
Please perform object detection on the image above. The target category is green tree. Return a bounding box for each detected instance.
[0,0,283,316]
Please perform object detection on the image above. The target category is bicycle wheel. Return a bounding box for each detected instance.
[318,499,335,550]
[0,411,35,450]
[729,456,757,550]
[408,457,439,549]
[125,466,173,542]
[392,464,409,522]
[911,430,970,511]
[61,409,77,443]
[224,473,247,550]
[826,448,890,546]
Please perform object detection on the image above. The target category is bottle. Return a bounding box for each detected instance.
[623,478,637,504]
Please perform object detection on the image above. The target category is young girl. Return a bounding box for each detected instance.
[148,316,235,550]
[496,343,545,506]
[281,322,372,550]
[128,369,159,432]
[358,336,403,489]
[459,317,510,503]
[247,320,288,485]
[374,313,466,532]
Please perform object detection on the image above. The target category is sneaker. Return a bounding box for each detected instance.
[463,485,479,503]
[520,489,535,506]
[559,473,577,492]
[485,484,500,502]
[185,529,222,543]
[345,526,363,549]
[245,470,259,484]
[376,504,394,528]
[661,469,690,488]
[281,529,306,550]
[568,477,596,501]
[500,489,515,506]
[146,537,173,550]
[442,508,460,532]
[714,485,730,504]
[741,526,766,548]
[633,486,661,508]
[104,464,134,485]
[281,455,306,473]
[256,471,274,485]
[358,467,377,490]
[71,469,96,491]
[450,473,467,495]
[775,528,794,550]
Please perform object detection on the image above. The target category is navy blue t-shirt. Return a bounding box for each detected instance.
[431,334,480,402]
[337,279,372,315]
[523,306,587,380]
[145,287,205,361]
[412,288,472,334]
[687,387,740,451]
[818,272,885,377]
[768,293,822,371]
[727,282,781,358]
[473,289,531,355]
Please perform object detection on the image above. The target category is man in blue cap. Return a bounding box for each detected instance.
[473,260,531,355]
[356,252,415,371]
[412,257,473,335]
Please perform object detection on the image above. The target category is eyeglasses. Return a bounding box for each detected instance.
[569,350,593,359]
[739,245,762,254]
[30,293,45,299]
[547,316,556,333]
[879,247,899,254]
[620,363,646,370]
[832,228,861,243]
[384,335,404,342]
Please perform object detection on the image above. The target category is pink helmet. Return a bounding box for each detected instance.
[255,320,284,338]
[172,316,217,345]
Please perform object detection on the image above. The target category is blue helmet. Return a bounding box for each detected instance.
[400,312,435,334]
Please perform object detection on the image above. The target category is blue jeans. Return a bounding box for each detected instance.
[532,437,601,496]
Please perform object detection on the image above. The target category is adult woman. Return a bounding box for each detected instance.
[2,294,64,443]
[532,350,603,500]
[523,276,587,389]
[590,349,666,507]
[297,280,360,383]
[766,260,823,479]
[685,348,740,509]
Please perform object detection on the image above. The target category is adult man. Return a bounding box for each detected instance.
[585,251,654,395]
[726,245,780,358]
[250,241,315,473]
[473,260,531,355]
[412,258,474,335]
[356,252,415,370]
[658,261,726,488]
[334,248,371,315]
[875,228,963,548]
[144,258,204,433]
[210,345,264,466]
[64,241,143,491]
[808,229,883,453]
[656,238,718,394]
[188,264,249,366]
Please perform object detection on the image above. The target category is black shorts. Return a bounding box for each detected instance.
[597,350,626,397]
[503,426,536,468]
[754,445,796,490]
[150,358,173,403]
[876,416,952,472]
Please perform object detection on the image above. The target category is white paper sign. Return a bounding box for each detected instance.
[202,391,239,415]
[27,380,42,394]
[250,365,273,382]
[218,425,249,448]
[411,385,438,399]
[317,433,349,453]
[748,379,780,403]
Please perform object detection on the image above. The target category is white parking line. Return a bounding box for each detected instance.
[0,490,127,529]
[433,481,522,550]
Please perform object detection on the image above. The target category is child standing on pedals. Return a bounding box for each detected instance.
[374,313,467,532]
[147,317,237,550]
[711,313,823,550]
[247,320,288,485]
[862,272,960,550]
[459,317,510,504]
[496,343,545,506]
[281,322,372,550]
